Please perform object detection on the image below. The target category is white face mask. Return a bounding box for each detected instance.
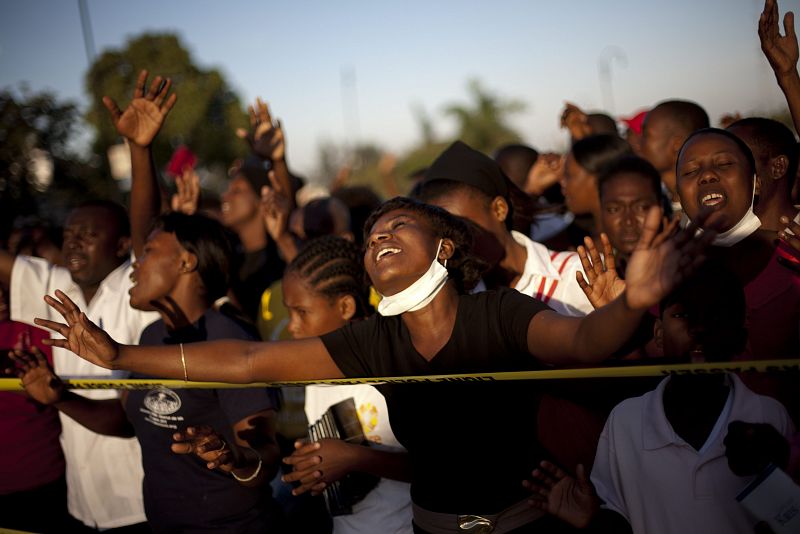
[377,239,449,316]
[708,175,761,247]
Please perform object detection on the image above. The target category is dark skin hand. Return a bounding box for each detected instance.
[523,461,599,528]
[724,421,790,477]
[576,233,629,309]
[778,215,800,252]
[8,346,134,437]
[282,438,412,496]
[103,69,178,258]
[102,69,177,148]
[522,460,632,533]
[171,416,280,488]
[760,0,800,135]
[236,98,294,212]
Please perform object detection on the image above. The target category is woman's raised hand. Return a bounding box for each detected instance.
[576,234,626,309]
[33,290,120,369]
[170,166,201,215]
[623,207,716,310]
[102,70,177,147]
[236,98,286,163]
[760,0,798,80]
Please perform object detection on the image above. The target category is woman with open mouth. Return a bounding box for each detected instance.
[676,128,800,434]
[34,194,712,533]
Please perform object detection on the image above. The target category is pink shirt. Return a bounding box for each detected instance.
[0,321,64,493]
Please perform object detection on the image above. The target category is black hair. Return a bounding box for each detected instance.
[678,128,757,178]
[75,200,131,238]
[493,144,539,186]
[303,197,351,240]
[363,197,488,294]
[587,113,619,136]
[728,117,799,190]
[659,260,747,359]
[597,155,672,216]
[649,100,710,137]
[571,134,633,176]
[286,235,372,319]
[331,186,384,247]
[152,212,234,303]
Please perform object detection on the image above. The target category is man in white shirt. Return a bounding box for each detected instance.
[1,201,158,530]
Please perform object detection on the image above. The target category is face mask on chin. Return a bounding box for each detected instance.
[377,239,449,316]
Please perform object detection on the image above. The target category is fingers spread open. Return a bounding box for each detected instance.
[635,206,664,250]
[33,317,68,337]
[134,70,148,98]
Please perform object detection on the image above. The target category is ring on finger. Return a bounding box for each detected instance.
[206,439,228,454]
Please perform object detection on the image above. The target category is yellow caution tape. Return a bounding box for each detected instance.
[1,359,797,391]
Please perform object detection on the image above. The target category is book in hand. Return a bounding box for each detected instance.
[737,464,800,533]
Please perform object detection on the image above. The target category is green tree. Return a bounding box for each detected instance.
[0,88,114,240]
[443,78,525,153]
[85,33,248,173]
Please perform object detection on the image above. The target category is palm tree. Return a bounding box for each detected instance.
[443,79,525,153]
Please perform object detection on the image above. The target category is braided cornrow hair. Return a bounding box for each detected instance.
[286,235,372,319]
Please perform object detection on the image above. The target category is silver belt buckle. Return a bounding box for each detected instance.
[457,514,494,533]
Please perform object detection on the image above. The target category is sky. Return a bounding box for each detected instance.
[0,0,795,178]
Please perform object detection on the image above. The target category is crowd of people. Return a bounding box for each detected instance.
[2,1,800,532]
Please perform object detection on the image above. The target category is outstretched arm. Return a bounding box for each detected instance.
[35,290,343,382]
[103,69,177,257]
[530,208,715,365]
[760,0,800,134]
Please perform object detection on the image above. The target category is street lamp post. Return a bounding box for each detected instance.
[598,46,627,115]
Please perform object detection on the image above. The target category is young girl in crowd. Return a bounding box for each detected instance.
[35,195,712,533]
[12,213,282,533]
[279,235,413,533]
[556,134,632,249]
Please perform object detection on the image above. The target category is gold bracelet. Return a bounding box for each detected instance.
[180,343,189,382]
[231,454,262,483]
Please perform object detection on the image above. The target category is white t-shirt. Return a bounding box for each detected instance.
[510,231,593,316]
[591,374,795,534]
[10,256,158,528]
[305,384,413,534]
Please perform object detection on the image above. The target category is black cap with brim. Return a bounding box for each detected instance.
[422,140,510,200]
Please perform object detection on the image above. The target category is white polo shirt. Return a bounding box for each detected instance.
[510,231,593,316]
[11,255,158,528]
[591,374,795,534]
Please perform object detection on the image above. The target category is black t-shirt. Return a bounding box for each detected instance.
[125,310,279,533]
[320,288,550,514]
[232,240,285,322]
